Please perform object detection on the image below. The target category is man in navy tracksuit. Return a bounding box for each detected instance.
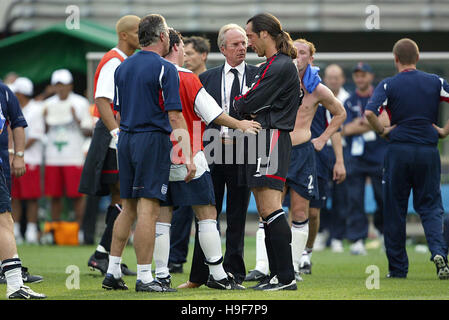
[366,38,449,279]
[342,63,387,255]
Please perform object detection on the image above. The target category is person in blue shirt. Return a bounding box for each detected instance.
[340,62,387,256]
[0,81,46,299]
[365,38,449,279]
[101,14,197,293]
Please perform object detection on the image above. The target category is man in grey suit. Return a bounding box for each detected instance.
[178,23,259,288]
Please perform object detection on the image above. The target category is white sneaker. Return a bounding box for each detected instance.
[7,285,46,299]
[78,230,84,245]
[331,239,344,253]
[298,251,312,274]
[313,231,328,251]
[295,272,304,282]
[350,239,367,255]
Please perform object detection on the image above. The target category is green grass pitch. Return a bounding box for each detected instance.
[6,237,449,300]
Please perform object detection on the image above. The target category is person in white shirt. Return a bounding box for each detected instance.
[43,69,93,235]
[78,15,140,276]
[9,77,44,245]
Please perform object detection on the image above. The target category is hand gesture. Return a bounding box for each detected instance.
[311,137,326,152]
[433,124,448,139]
[333,161,346,184]
[184,163,197,183]
[238,120,261,135]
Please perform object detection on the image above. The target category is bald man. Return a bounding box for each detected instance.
[311,63,351,254]
[324,64,350,104]
[79,15,141,275]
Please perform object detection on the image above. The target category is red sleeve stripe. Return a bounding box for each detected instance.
[234,55,277,102]
[158,89,165,111]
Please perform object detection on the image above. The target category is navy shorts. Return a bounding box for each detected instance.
[161,171,215,207]
[242,129,292,192]
[118,131,172,201]
[0,166,11,214]
[310,176,329,209]
[286,141,319,201]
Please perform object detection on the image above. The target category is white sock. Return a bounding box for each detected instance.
[291,220,309,272]
[107,256,122,279]
[2,259,23,292]
[26,222,37,232]
[137,264,153,284]
[153,222,170,279]
[254,223,269,275]
[198,219,227,281]
[5,267,23,292]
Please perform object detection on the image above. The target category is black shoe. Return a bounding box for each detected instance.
[155,275,177,292]
[135,279,176,292]
[0,267,43,284]
[261,276,297,291]
[433,255,449,280]
[168,262,183,274]
[121,263,137,276]
[206,273,245,290]
[88,253,108,275]
[7,285,46,299]
[89,253,136,276]
[299,262,312,275]
[102,273,128,290]
[21,267,43,284]
[244,269,267,282]
[251,275,272,290]
[386,273,407,279]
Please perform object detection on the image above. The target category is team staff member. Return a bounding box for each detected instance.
[234,13,302,291]
[318,64,351,253]
[179,23,259,289]
[154,28,261,291]
[183,36,210,75]
[79,15,140,277]
[0,80,45,299]
[365,38,449,279]
[341,62,387,256]
[102,14,196,292]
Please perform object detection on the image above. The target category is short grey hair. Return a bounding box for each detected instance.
[217,23,247,49]
[138,14,168,47]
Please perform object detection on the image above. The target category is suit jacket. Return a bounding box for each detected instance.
[199,63,259,131]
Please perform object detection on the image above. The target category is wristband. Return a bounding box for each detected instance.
[110,128,120,139]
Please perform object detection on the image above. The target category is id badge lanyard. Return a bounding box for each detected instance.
[221,67,246,137]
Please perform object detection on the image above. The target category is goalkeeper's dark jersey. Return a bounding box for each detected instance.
[234,52,302,131]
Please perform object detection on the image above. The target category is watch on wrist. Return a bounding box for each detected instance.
[8,148,14,155]
[15,151,24,157]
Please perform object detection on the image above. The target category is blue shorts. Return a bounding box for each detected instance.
[310,176,329,209]
[161,171,215,207]
[286,141,319,201]
[118,131,172,201]
[0,166,11,214]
